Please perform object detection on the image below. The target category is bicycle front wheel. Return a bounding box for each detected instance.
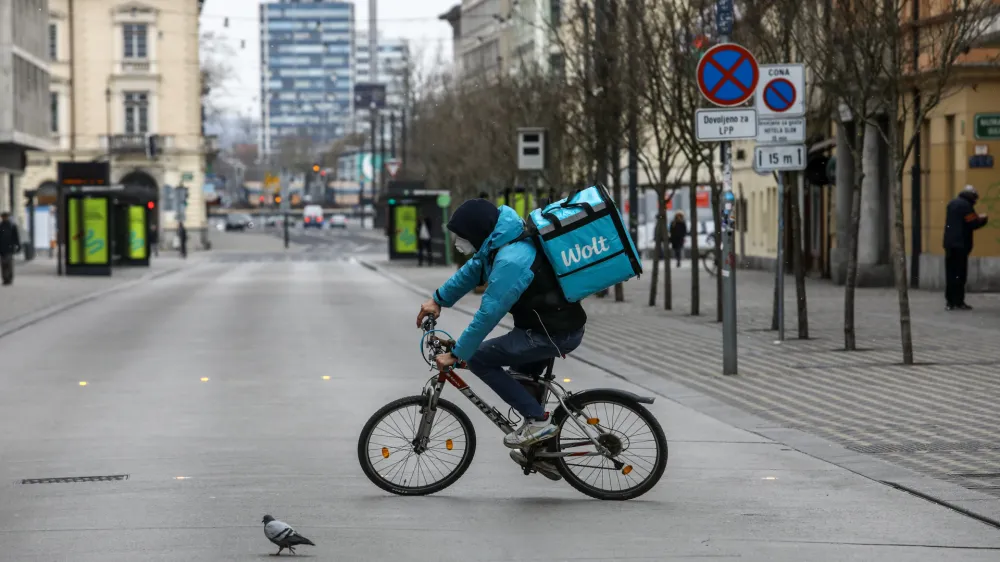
[549,391,668,500]
[358,395,477,496]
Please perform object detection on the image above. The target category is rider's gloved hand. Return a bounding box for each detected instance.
[417,299,442,328]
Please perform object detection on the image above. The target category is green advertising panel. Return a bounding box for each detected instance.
[128,205,147,260]
[68,198,81,265]
[394,205,417,253]
[83,198,109,264]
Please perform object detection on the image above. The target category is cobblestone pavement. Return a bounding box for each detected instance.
[372,259,1000,500]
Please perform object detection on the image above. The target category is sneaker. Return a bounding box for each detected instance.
[503,415,557,449]
[509,450,561,481]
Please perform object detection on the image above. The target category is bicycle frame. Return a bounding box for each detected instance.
[413,365,614,460]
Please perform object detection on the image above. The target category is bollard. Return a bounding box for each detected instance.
[283,212,289,249]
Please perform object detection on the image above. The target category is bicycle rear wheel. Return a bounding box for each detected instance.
[549,391,667,500]
[358,395,477,496]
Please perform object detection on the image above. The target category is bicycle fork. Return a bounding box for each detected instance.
[412,377,446,454]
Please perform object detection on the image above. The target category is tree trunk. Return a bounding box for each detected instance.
[790,172,810,339]
[711,187,724,323]
[888,125,915,364]
[661,193,672,310]
[844,128,866,351]
[649,201,662,307]
[688,162,700,316]
[612,145,625,302]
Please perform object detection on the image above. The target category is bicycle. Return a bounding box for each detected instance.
[357,315,669,501]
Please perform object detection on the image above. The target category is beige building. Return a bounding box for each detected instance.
[21,0,216,249]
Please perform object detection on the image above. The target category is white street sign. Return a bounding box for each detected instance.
[755,64,806,118]
[695,108,758,141]
[756,117,807,144]
[753,144,807,173]
[385,158,401,179]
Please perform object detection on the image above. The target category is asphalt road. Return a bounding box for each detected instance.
[0,254,999,560]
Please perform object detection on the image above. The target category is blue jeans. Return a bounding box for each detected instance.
[466,327,585,420]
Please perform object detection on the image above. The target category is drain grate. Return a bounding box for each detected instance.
[20,474,129,485]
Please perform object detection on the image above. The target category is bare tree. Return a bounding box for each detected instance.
[735,0,816,338]
[793,0,998,359]
[200,31,237,128]
[636,0,688,310]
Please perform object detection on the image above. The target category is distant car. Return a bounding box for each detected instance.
[328,214,347,229]
[303,205,324,229]
[225,214,253,231]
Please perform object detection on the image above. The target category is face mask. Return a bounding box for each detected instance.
[454,236,476,256]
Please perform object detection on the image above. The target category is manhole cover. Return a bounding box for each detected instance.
[20,474,129,485]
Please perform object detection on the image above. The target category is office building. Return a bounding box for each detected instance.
[260,0,355,155]
[20,0,216,250]
[0,0,51,223]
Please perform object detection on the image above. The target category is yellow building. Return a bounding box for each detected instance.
[903,63,1000,290]
[21,0,216,250]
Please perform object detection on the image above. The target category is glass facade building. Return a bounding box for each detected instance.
[260,0,355,154]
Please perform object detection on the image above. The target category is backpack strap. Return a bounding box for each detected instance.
[486,221,538,269]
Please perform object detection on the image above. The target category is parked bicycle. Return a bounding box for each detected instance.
[357,316,669,501]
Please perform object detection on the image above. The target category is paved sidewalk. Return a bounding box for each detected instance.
[365,258,1000,510]
[0,255,189,332]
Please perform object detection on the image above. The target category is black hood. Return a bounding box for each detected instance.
[959,190,979,204]
[446,199,499,252]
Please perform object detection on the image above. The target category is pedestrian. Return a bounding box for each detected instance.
[149,223,159,257]
[417,215,433,266]
[178,222,188,259]
[0,211,22,286]
[669,212,688,268]
[943,185,988,311]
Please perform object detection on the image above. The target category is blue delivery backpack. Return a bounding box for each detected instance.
[523,184,643,302]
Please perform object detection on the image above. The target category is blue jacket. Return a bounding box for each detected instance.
[433,206,536,360]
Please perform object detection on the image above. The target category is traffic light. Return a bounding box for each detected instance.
[387,198,397,205]
[147,201,155,210]
[275,195,282,204]
[312,164,320,173]
[259,195,265,203]
[319,170,326,177]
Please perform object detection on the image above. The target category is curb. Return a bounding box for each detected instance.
[0,264,190,341]
[357,258,1000,529]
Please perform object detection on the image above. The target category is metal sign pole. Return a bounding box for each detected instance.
[776,171,785,341]
[718,0,738,375]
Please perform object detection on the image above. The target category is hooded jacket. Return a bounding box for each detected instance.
[433,204,586,360]
[943,191,988,251]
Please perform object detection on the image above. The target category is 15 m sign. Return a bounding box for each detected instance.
[753,144,807,173]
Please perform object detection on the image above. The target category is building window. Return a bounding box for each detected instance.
[48,23,57,60]
[736,149,746,161]
[50,92,58,133]
[550,0,562,26]
[124,91,149,134]
[123,24,148,59]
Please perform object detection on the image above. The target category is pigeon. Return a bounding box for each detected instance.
[262,514,316,556]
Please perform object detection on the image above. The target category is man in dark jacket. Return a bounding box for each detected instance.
[943,185,988,310]
[415,199,586,480]
[0,212,22,286]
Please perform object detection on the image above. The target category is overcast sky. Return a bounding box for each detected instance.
[200,0,459,120]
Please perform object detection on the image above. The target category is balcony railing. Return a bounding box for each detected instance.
[121,59,151,73]
[101,134,174,156]
[108,133,150,153]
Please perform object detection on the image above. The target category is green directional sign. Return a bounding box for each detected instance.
[974,113,1000,140]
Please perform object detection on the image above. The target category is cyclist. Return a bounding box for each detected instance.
[416,198,586,478]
